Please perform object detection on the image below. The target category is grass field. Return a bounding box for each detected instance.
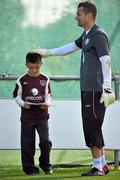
[0,150,120,180]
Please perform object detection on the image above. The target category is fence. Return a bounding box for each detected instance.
[0,74,120,168]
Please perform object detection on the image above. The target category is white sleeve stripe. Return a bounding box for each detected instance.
[45,79,49,95]
[99,55,110,60]
[99,55,111,84]
[15,76,25,107]
[14,96,25,107]
[16,78,22,96]
[45,78,51,105]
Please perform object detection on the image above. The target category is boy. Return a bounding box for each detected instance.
[13,52,53,175]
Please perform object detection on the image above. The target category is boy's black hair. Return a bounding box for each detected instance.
[78,1,97,20]
[26,52,42,64]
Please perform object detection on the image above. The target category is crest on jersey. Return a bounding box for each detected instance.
[85,38,90,45]
[31,88,38,96]
[40,80,47,86]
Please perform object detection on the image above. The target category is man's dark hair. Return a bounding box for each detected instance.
[78,1,97,20]
[26,52,42,64]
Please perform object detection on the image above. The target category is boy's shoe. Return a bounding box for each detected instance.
[25,166,39,175]
[81,167,105,176]
[103,164,109,175]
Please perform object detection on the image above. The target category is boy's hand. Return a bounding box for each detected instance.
[40,104,49,109]
[24,102,31,109]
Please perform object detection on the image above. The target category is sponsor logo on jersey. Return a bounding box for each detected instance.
[25,88,44,102]
[26,96,43,101]
[40,80,47,86]
[31,88,38,96]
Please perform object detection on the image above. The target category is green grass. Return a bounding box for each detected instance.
[0,150,119,180]
[0,166,120,180]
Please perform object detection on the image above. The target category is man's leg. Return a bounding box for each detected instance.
[36,119,52,174]
[91,146,102,170]
[92,92,109,174]
[21,122,39,174]
[101,148,106,167]
[81,91,107,176]
[101,148,109,174]
[91,147,109,174]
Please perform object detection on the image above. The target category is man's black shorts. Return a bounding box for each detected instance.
[81,91,106,148]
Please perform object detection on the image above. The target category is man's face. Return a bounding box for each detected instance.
[26,62,41,77]
[76,7,91,27]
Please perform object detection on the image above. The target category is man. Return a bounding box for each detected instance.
[33,1,115,176]
[13,52,53,175]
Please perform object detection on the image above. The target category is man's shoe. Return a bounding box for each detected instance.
[25,166,39,175]
[40,166,53,175]
[81,167,105,176]
[44,169,53,175]
[103,164,109,175]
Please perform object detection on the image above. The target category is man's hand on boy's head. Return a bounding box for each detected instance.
[32,49,53,58]
[24,102,31,109]
[31,49,47,58]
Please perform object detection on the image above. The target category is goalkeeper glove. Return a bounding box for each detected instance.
[100,83,115,108]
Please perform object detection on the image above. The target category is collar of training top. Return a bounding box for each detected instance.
[85,24,97,36]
